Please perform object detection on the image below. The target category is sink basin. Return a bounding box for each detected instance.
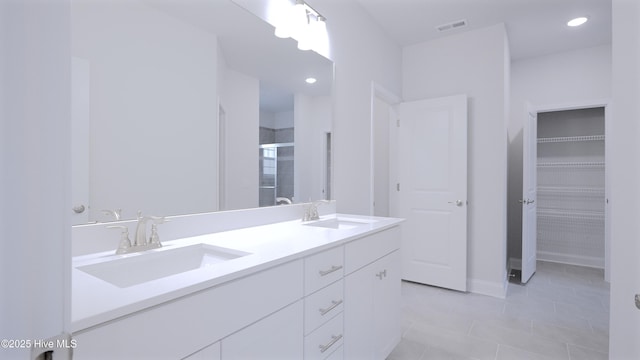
[77,244,250,288]
[304,217,377,230]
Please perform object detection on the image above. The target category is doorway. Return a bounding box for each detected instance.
[520,102,610,283]
[370,83,400,217]
[536,107,607,270]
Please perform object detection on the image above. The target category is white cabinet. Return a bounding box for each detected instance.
[344,227,401,360]
[73,260,303,359]
[73,224,401,360]
[221,301,303,359]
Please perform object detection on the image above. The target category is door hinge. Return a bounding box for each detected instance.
[396,183,400,191]
[396,119,400,127]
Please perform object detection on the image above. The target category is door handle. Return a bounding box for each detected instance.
[635,294,640,310]
[448,200,463,207]
[72,204,86,214]
[526,199,535,204]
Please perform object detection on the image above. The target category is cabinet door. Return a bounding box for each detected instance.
[344,250,401,360]
[373,250,401,359]
[221,301,303,359]
[344,261,375,359]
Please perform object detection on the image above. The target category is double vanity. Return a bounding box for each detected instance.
[71,205,403,359]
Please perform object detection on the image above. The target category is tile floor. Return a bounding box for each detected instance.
[388,261,610,360]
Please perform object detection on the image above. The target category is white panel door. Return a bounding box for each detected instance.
[398,95,468,292]
[521,106,537,283]
[71,57,90,225]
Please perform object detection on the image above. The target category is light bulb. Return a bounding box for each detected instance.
[567,17,588,27]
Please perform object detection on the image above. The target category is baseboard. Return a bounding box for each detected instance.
[537,251,604,269]
[467,278,507,299]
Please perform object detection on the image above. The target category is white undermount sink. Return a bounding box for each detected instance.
[304,217,377,230]
[77,244,251,288]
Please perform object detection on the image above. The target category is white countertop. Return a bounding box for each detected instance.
[72,213,403,332]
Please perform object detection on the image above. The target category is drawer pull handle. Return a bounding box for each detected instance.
[319,265,343,277]
[319,334,343,353]
[319,299,343,316]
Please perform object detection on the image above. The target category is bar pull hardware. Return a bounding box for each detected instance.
[319,334,343,353]
[319,265,343,277]
[319,299,343,316]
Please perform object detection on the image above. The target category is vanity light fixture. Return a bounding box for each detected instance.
[274,0,327,52]
[567,17,588,27]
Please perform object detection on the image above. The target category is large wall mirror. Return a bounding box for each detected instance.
[71,0,334,224]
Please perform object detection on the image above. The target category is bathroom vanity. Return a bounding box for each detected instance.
[71,209,403,359]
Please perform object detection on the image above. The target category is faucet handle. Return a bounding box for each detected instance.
[107,225,132,254]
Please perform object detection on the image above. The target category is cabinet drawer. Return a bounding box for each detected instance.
[305,246,344,295]
[345,226,400,274]
[304,312,344,360]
[304,279,344,335]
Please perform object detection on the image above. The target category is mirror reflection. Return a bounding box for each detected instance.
[71,0,333,224]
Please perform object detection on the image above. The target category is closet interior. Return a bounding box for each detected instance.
[536,107,606,269]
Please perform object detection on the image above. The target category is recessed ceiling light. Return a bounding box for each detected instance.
[567,17,588,27]
[305,77,317,84]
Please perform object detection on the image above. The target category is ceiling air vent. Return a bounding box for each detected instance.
[436,19,468,33]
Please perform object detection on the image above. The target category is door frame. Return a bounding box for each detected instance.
[369,82,402,216]
[528,98,611,281]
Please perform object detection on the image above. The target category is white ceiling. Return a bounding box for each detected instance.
[354,0,612,60]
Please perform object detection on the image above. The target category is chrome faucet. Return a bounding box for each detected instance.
[134,211,166,247]
[107,211,167,255]
[302,200,330,222]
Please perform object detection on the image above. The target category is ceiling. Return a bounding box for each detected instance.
[353,0,612,60]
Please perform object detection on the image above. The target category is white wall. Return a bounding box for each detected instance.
[312,0,402,214]
[1,1,72,359]
[220,69,260,210]
[403,24,510,297]
[609,0,640,357]
[72,0,219,221]
[507,45,612,262]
